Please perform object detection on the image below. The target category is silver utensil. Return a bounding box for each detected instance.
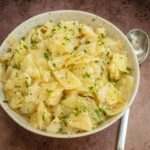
[117,29,149,150]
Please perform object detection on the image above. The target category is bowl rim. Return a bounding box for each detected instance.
[0,10,140,138]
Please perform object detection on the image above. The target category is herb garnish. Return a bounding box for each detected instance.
[74,46,78,50]
[64,26,67,30]
[95,60,99,63]
[92,18,96,21]
[14,64,21,70]
[60,115,68,126]
[85,41,90,44]
[41,26,48,33]
[52,63,56,67]
[79,28,81,32]
[63,119,67,126]
[64,37,70,42]
[61,95,66,100]
[72,107,82,116]
[31,38,39,44]
[46,89,53,93]
[44,53,49,60]
[42,114,45,121]
[126,67,131,72]
[15,85,21,88]
[52,28,56,32]
[15,49,19,53]
[88,86,94,91]
[25,80,29,87]
[98,41,104,46]
[88,83,96,91]
[82,72,91,78]
[57,23,61,28]
[23,44,28,51]
[21,37,25,41]
[106,51,110,56]
[95,108,105,122]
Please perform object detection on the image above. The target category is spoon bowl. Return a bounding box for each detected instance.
[126,29,149,64]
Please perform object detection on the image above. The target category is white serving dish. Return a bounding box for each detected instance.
[0,10,140,138]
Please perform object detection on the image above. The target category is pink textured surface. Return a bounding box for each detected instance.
[0,0,150,150]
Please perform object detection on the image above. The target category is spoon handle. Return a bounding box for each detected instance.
[117,109,130,150]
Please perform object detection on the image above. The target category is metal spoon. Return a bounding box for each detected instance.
[117,29,149,150]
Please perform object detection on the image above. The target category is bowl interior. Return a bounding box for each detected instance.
[0,10,139,138]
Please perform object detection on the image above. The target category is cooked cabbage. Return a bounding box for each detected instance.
[0,21,134,134]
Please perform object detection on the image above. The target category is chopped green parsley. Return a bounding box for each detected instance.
[46,89,53,93]
[25,80,29,88]
[82,72,91,78]
[44,53,49,60]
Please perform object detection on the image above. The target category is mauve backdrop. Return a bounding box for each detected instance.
[0,0,150,150]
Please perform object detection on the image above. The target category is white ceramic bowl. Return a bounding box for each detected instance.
[0,10,140,138]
